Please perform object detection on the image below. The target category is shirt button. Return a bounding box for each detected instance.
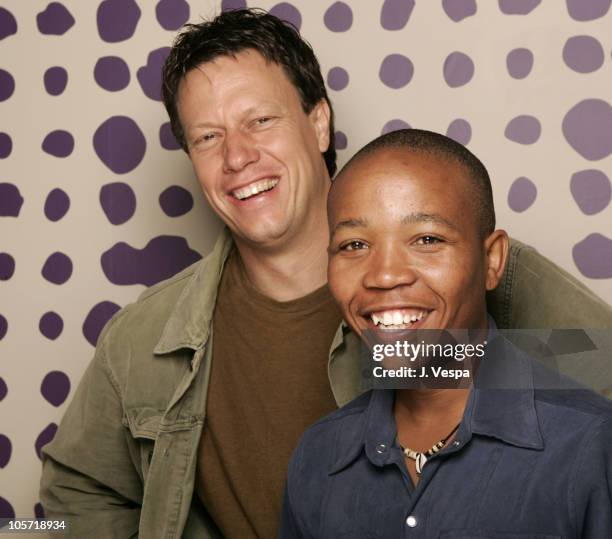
[375,443,387,454]
[406,515,417,528]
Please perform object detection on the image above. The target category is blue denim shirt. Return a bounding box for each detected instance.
[281,333,612,538]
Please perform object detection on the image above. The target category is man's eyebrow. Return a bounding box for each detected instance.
[332,217,369,233]
[401,212,459,230]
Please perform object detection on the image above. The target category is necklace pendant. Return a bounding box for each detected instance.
[415,453,428,474]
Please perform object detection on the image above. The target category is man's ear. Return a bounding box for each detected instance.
[483,230,509,291]
[310,99,331,153]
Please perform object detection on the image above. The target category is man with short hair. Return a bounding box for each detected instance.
[40,9,612,539]
[281,128,612,537]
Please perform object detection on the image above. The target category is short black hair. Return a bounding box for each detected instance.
[339,129,495,237]
[161,8,337,177]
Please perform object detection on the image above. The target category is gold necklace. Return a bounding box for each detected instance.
[400,423,460,475]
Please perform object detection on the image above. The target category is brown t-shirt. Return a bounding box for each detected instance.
[196,248,341,539]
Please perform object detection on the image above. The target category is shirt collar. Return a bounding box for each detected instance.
[469,319,544,449]
[329,316,544,474]
[153,227,234,355]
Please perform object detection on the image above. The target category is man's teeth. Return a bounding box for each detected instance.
[371,310,427,328]
[232,179,279,200]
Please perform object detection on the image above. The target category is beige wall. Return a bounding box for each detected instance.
[0,0,610,519]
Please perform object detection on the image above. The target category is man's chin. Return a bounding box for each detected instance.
[230,222,292,249]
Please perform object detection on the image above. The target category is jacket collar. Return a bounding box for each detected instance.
[329,320,545,474]
[153,227,234,355]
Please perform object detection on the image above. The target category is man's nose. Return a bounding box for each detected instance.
[362,245,419,290]
[223,129,260,173]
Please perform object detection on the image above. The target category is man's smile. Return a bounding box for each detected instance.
[363,307,432,330]
[230,177,280,201]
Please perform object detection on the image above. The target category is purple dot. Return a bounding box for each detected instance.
[221,0,247,11]
[36,3,75,35]
[0,434,11,468]
[0,7,17,40]
[379,54,414,89]
[508,177,537,212]
[0,69,15,102]
[0,183,23,217]
[0,377,6,400]
[42,252,73,285]
[0,496,15,519]
[563,35,605,74]
[159,186,194,217]
[93,116,146,174]
[44,188,70,221]
[101,236,201,287]
[137,47,171,101]
[382,119,411,135]
[324,2,353,32]
[0,315,6,341]
[156,0,189,31]
[443,52,474,88]
[94,56,130,92]
[442,0,477,21]
[504,115,541,144]
[44,66,68,95]
[562,99,612,161]
[507,48,534,79]
[99,182,136,225]
[159,122,181,150]
[222,0,247,11]
[566,0,611,20]
[35,423,57,460]
[0,132,12,158]
[82,301,121,347]
[39,312,64,340]
[573,233,612,278]
[570,170,611,215]
[34,503,45,519]
[0,253,15,280]
[334,131,348,150]
[270,3,302,30]
[327,67,349,91]
[97,0,141,42]
[381,0,415,30]
[446,119,472,145]
[42,130,74,157]
[41,371,71,407]
[499,0,541,14]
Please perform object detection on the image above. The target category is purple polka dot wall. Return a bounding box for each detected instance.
[0,0,610,520]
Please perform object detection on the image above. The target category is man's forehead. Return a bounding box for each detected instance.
[332,149,462,197]
[328,148,472,226]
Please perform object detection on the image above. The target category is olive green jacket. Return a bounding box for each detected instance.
[40,228,612,538]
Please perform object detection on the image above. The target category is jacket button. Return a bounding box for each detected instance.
[406,515,417,527]
[375,443,387,454]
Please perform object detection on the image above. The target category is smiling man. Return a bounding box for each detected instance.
[39,8,612,539]
[281,129,612,538]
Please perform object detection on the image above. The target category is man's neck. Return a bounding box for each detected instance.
[233,201,330,303]
[395,388,471,431]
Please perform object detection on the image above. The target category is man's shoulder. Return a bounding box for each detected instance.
[100,258,204,350]
[307,390,371,433]
[535,384,612,424]
[291,391,371,472]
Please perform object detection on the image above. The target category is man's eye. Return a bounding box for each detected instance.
[255,116,272,125]
[193,133,217,146]
[415,236,442,245]
[340,240,368,251]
